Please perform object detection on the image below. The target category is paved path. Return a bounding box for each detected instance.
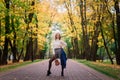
[0,59,115,80]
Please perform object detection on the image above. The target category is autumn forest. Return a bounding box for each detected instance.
[0,0,120,66]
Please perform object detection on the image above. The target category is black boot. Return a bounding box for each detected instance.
[47,70,51,76]
[61,71,64,76]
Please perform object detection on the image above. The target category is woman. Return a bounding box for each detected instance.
[47,32,67,76]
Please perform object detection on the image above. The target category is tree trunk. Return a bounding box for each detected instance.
[0,19,2,65]
[24,39,30,61]
[1,0,10,65]
[9,40,18,62]
[33,38,37,60]
[0,49,2,65]
[74,38,80,58]
[67,46,72,58]
[30,37,34,62]
[10,17,18,62]
[79,0,90,60]
[71,37,76,58]
[23,1,34,61]
[79,0,85,58]
[100,22,114,64]
[90,22,100,61]
[24,37,33,61]
[18,23,29,61]
[114,0,120,65]
[33,18,38,60]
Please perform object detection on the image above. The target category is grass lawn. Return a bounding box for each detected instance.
[0,59,42,72]
[76,59,120,80]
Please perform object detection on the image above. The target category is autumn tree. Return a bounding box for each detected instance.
[1,0,10,65]
[114,0,120,65]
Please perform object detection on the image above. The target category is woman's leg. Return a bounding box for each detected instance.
[48,56,56,71]
[61,66,64,76]
[47,55,56,76]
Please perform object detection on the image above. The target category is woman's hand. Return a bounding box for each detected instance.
[59,45,62,48]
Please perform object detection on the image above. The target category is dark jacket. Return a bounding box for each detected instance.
[60,48,67,68]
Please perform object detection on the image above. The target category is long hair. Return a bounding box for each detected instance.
[55,33,61,40]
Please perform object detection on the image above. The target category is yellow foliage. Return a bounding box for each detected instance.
[0,0,116,51]
[111,39,115,43]
[97,41,104,47]
[98,35,102,40]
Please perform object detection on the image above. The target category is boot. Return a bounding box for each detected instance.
[47,70,51,76]
[61,71,64,76]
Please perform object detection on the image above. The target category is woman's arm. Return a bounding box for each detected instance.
[61,40,67,48]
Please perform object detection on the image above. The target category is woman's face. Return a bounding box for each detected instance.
[55,33,61,40]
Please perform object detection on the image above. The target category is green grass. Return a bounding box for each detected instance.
[76,59,120,80]
[0,59,42,72]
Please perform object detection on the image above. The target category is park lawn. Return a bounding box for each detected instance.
[76,59,120,80]
[0,59,42,72]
